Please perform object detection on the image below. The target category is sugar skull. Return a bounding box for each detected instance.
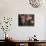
[29,0,43,8]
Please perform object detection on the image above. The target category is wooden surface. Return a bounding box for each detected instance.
[1,39,46,46]
[9,40,46,43]
[24,43,28,46]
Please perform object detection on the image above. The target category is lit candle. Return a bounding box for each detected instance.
[6,34,8,38]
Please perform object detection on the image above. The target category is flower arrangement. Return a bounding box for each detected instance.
[0,17,12,39]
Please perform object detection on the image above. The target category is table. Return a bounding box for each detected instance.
[5,39,46,46]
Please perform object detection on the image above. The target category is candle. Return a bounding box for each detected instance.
[6,34,8,38]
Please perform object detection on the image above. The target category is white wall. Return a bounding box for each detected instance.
[0,0,46,40]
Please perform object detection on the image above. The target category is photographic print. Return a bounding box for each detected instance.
[18,14,34,26]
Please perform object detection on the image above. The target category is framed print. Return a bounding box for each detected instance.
[18,14,34,26]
